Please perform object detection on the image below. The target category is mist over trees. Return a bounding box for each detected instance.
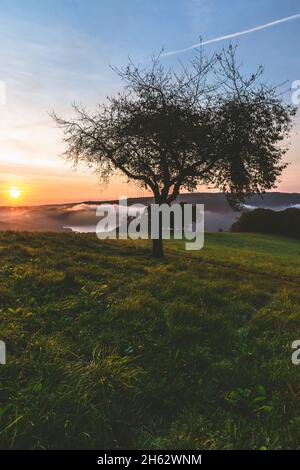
[53,45,296,257]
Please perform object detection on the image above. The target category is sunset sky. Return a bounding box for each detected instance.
[0,0,299,206]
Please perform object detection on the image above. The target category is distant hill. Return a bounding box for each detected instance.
[84,192,300,212]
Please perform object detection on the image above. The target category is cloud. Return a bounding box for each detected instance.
[162,12,300,57]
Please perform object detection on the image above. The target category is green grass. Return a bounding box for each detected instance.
[0,231,300,449]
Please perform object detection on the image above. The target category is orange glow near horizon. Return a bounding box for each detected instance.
[0,132,299,207]
[0,163,300,207]
[0,173,153,206]
[0,90,299,207]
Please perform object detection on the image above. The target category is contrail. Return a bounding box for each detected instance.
[162,12,300,57]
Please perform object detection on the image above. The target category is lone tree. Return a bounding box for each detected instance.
[53,46,295,257]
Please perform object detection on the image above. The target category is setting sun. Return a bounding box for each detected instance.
[9,187,21,199]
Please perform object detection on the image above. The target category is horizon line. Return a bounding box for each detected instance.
[0,190,299,208]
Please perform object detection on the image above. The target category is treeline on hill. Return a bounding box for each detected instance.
[231,208,300,238]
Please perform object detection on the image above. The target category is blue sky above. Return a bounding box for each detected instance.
[0,0,299,204]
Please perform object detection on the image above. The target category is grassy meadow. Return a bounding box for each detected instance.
[0,231,300,449]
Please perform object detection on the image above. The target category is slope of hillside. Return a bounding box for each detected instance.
[0,232,300,449]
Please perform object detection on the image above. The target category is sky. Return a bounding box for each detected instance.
[0,0,299,205]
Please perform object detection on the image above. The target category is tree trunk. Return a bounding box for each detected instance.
[152,237,164,258]
[151,206,164,258]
